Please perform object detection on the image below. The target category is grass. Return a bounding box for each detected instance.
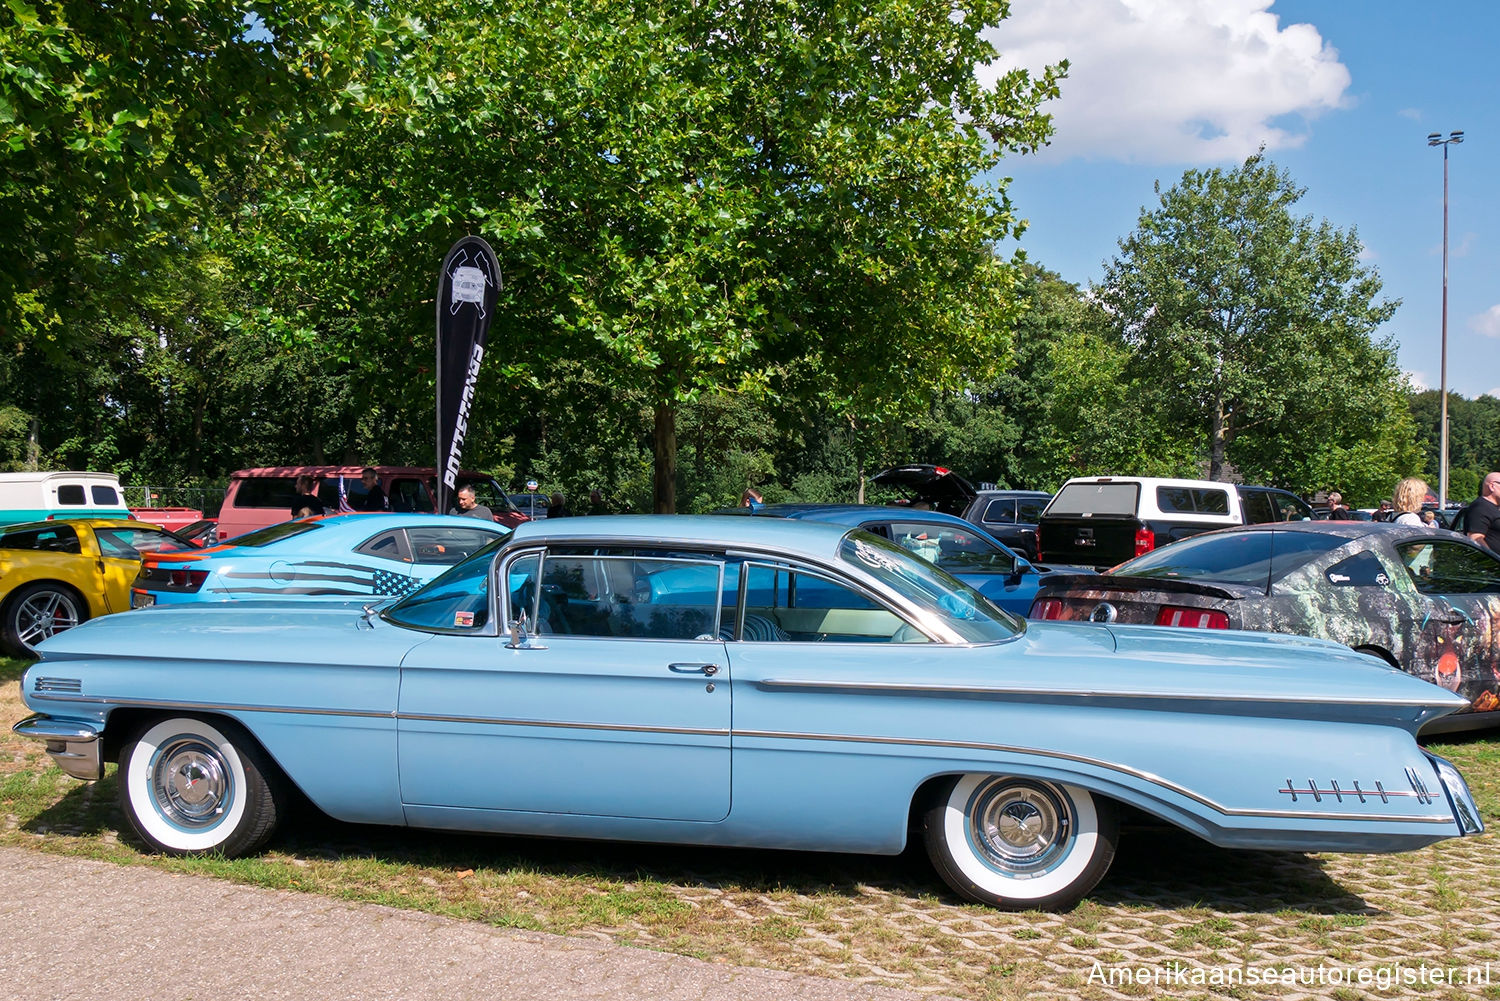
[5,655,1500,999]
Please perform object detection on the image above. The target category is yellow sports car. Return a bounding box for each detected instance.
[0,518,195,657]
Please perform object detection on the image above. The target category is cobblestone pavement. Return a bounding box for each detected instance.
[6,724,1498,1000]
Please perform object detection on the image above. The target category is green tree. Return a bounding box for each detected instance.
[238,0,1065,511]
[0,1,398,347]
[1099,152,1404,486]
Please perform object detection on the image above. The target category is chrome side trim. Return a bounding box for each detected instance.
[12,715,103,781]
[733,727,1455,825]
[18,695,1457,826]
[402,713,729,738]
[28,692,394,720]
[756,678,1447,708]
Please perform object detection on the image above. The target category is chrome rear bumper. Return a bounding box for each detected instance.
[12,715,103,781]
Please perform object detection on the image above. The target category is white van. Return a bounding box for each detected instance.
[0,471,131,528]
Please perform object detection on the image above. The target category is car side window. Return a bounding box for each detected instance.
[1240,490,1277,524]
[390,479,432,513]
[1397,541,1500,595]
[739,563,915,643]
[532,555,722,640]
[407,527,498,565]
[983,499,1017,524]
[356,530,410,562]
[1016,500,1046,523]
[0,525,81,553]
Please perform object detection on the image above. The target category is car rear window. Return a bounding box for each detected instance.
[56,484,85,505]
[1115,530,1346,588]
[225,521,323,547]
[1156,486,1230,515]
[1046,482,1140,517]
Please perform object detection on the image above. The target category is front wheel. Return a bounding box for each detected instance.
[118,716,281,856]
[922,775,1118,911]
[2,583,87,656]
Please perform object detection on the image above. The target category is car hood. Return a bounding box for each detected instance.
[35,600,430,668]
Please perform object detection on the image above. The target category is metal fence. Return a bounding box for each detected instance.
[120,484,228,518]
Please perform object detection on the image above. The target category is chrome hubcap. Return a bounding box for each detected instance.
[970,779,1072,874]
[151,738,230,828]
[17,591,79,647]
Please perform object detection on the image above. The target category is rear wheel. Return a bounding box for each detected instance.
[922,774,1118,911]
[2,583,86,656]
[118,716,281,856]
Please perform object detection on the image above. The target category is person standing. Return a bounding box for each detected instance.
[450,484,493,520]
[290,475,324,518]
[1391,477,1428,527]
[1467,472,1500,551]
[1325,491,1350,520]
[355,467,388,511]
[546,491,570,518]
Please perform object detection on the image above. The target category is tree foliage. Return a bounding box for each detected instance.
[1099,152,1405,492]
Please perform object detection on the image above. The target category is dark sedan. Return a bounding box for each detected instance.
[1029,521,1500,732]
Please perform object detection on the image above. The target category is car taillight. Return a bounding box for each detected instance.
[1133,527,1155,557]
[139,564,208,592]
[1031,598,1066,620]
[1155,606,1229,629]
[169,569,207,589]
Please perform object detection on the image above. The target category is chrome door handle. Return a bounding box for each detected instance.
[669,662,719,676]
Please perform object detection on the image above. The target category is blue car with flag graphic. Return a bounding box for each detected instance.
[130,513,509,607]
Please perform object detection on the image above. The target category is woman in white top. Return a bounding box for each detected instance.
[1392,477,1428,526]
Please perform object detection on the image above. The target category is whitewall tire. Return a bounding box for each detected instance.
[922,774,1117,911]
[118,716,281,856]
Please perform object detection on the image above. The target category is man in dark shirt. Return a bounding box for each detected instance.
[1468,472,1500,552]
[290,475,324,518]
[356,467,387,512]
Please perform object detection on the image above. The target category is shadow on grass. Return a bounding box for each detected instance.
[27,776,1368,917]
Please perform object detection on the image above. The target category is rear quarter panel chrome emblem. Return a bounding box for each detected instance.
[1089,602,1118,623]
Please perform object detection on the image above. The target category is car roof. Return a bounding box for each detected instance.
[510,514,854,561]
[0,517,170,532]
[747,504,982,530]
[1194,520,1459,542]
[972,489,1051,500]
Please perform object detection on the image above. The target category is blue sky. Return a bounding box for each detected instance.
[983,0,1499,400]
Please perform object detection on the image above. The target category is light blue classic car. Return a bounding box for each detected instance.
[131,513,509,607]
[14,516,1483,911]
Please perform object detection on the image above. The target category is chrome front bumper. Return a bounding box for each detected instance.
[12,715,103,781]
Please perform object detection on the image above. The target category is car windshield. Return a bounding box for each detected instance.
[222,520,324,548]
[885,521,1016,574]
[837,531,1021,642]
[383,538,506,631]
[1115,530,1347,588]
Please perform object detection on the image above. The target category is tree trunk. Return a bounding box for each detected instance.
[1209,396,1227,481]
[653,401,677,513]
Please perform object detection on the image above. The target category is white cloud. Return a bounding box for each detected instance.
[1471,304,1500,338]
[1406,370,1432,392]
[983,0,1351,164]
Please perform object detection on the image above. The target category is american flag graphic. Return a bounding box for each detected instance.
[372,568,422,596]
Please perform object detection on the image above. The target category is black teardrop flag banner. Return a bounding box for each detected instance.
[435,236,502,514]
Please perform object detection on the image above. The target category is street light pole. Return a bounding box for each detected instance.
[1427,130,1463,509]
